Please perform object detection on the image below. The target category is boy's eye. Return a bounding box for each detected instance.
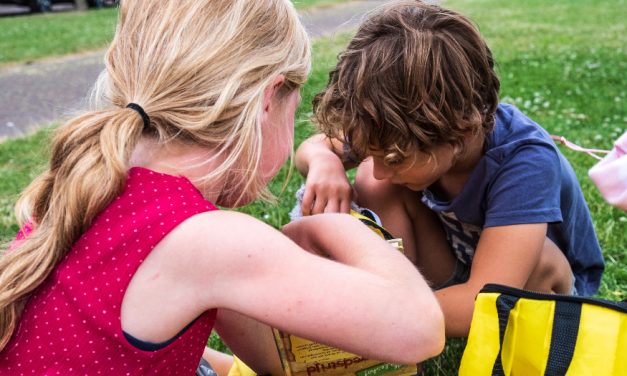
[384,156,404,167]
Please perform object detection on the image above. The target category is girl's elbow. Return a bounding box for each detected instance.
[413,304,446,362]
[393,304,445,365]
[426,308,446,358]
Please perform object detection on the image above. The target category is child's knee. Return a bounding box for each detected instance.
[354,162,399,204]
[354,160,377,191]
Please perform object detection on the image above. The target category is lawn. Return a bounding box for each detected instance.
[0,7,118,66]
[293,0,348,10]
[0,0,625,375]
[0,0,349,66]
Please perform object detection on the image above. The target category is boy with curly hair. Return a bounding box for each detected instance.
[295,0,604,336]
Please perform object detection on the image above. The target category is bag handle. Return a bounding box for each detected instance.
[544,301,581,376]
[492,295,520,376]
[550,135,610,160]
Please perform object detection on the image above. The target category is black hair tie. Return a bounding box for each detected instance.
[126,103,151,129]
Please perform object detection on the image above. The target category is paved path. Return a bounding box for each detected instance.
[0,0,388,140]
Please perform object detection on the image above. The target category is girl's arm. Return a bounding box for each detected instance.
[187,211,444,366]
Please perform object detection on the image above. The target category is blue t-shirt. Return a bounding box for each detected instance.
[421,103,604,296]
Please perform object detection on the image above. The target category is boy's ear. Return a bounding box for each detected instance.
[262,75,286,112]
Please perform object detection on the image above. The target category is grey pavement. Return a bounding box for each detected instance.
[0,0,389,140]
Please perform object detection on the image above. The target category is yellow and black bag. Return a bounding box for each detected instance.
[459,284,627,376]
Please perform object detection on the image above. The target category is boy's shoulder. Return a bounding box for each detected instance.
[486,103,558,161]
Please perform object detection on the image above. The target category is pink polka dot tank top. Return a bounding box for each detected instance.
[0,167,218,375]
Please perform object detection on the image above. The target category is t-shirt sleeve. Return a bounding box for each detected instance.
[484,142,563,227]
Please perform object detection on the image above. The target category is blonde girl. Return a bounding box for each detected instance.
[0,1,443,374]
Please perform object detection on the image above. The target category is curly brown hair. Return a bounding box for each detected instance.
[313,0,500,164]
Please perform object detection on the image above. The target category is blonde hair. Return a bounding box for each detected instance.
[0,0,310,350]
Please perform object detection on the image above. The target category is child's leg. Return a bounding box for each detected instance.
[215,309,284,375]
[202,347,234,376]
[524,237,575,294]
[354,159,456,287]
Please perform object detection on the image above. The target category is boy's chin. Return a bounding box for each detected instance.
[396,182,424,192]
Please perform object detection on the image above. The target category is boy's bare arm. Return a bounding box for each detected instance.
[295,134,359,215]
[435,223,547,337]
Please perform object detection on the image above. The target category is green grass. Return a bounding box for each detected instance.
[0,128,51,240]
[0,8,118,66]
[292,0,348,10]
[0,0,351,66]
[1,0,625,374]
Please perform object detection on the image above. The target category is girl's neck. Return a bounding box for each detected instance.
[129,136,224,203]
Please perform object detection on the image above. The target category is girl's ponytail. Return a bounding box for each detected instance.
[0,108,144,350]
[0,0,311,350]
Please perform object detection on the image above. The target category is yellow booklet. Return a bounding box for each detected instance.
[272,211,418,376]
[273,329,418,376]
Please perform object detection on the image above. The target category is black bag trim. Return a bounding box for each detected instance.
[544,300,581,376]
[357,217,395,240]
[491,294,520,376]
[480,284,627,313]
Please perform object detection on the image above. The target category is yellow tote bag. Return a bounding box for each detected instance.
[459,284,627,376]
[227,356,257,376]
